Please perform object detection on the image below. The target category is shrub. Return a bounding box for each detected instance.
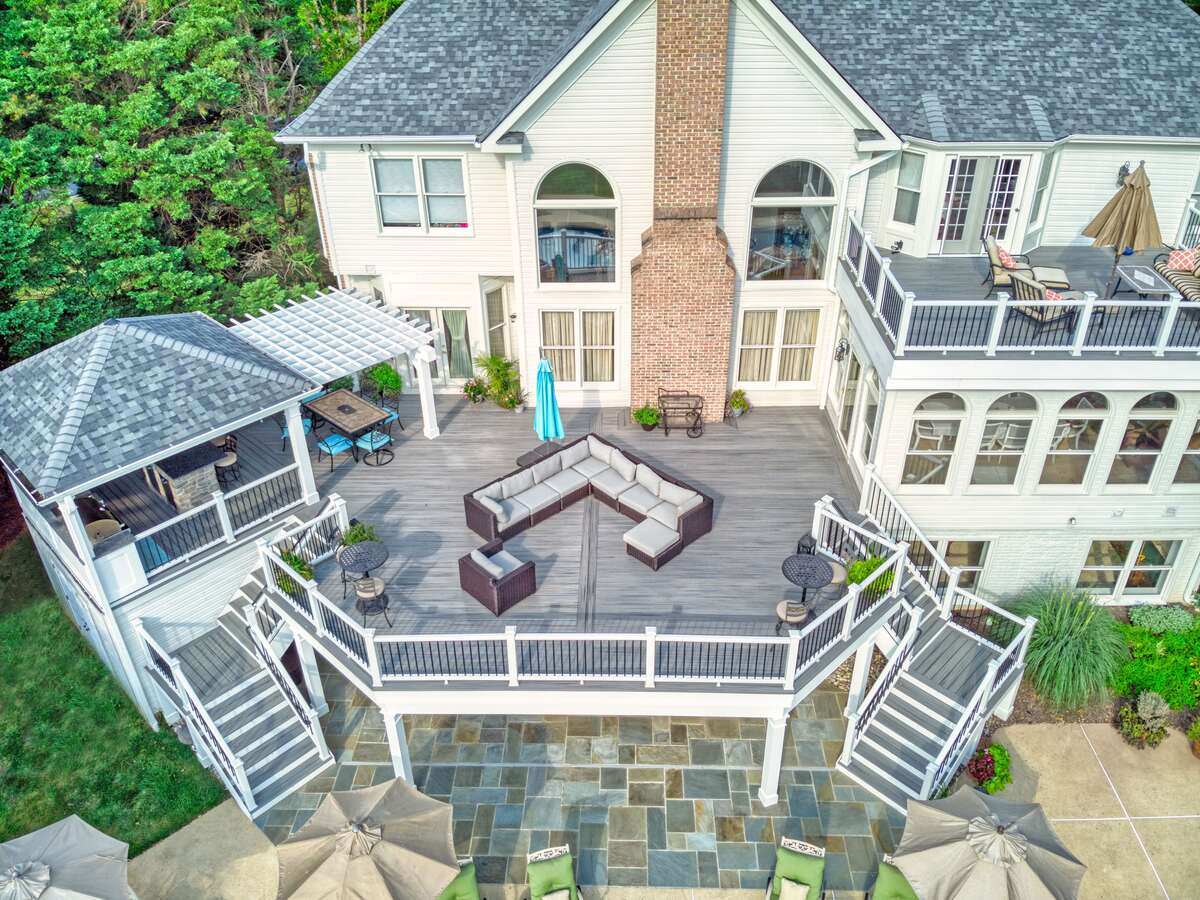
[632,404,660,426]
[1186,716,1200,743]
[729,389,749,412]
[340,522,377,546]
[463,377,487,403]
[365,362,403,397]
[1117,692,1170,749]
[1129,605,1195,635]
[1009,584,1127,710]
[474,354,520,406]
[847,555,894,591]
[966,743,1012,794]
[327,376,353,392]
[1112,617,1200,709]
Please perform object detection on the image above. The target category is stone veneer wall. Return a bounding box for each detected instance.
[629,0,735,420]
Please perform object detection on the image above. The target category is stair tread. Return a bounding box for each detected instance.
[895,675,963,719]
[241,720,309,772]
[855,742,924,794]
[861,725,932,775]
[841,759,914,813]
[227,703,295,754]
[873,709,942,759]
[253,752,332,810]
[249,739,320,794]
[881,694,955,740]
[207,671,272,723]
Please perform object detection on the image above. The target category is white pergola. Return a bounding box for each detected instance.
[230,287,441,439]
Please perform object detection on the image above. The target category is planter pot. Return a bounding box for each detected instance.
[731,407,746,418]
[640,423,657,432]
[514,404,526,414]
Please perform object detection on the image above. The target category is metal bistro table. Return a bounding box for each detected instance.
[305,388,392,465]
[777,553,833,634]
[338,540,389,578]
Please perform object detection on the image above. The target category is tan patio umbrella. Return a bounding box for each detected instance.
[892,786,1085,899]
[0,815,132,900]
[276,778,459,900]
[1082,161,1163,298]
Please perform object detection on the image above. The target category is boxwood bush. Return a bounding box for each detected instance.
[1128,605,1195,635]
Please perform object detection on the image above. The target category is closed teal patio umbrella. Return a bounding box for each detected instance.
[534,358,564,441]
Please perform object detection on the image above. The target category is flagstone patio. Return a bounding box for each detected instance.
[258,662,904,897]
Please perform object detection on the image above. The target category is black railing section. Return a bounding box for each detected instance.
[521,639,645,679]
[136,505,224,574]
[247,625,312,733]
[227,468,302,533]
[255,601,281,639]
[993,642,1020,688]
[879,278,904,338]
[816,513,893,568]
[792,603,847,675]
[932,688,986,794]
[655,640,785,681]
[846,219,864,267]
[947,593,1022,649]
[1085,304,1162,348]
[905,304,993,348]
[145,643,176,686]
[1000,306,1076,348]
[885,603,910,642]
[1169,306,1200,348]
[861,480,944,592]
[852,567,894,621]
[317,602,368,667]
[855,621,915,738]
[378,639,507,678]
[276,513,341,568]
[861,252,882,302]
[266,557,314,620]
[182,689,241,792]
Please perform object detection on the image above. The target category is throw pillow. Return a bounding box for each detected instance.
[470,549,504,579]
[1167,247,1199,272]
[997,247,1017,269]
[1045,289,1063,301]
[635,463,663,495]
[657,480,697,506]
[587,434,612,464]
[779,878,810,900]
[609,449,636,482]
[475,482,503,501]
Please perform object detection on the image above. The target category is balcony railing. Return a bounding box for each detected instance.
[843,211,1200,357]
[1180,202,1200,248]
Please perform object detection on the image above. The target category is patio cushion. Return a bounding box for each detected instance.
[502,469,535,499]
[474,482,504,502]
[657,480,697,507]
[560,440,589,469]
[477,495,505,519]
[771,844,825,900]
[678,493,704,515]
[646,501,678,530]
[436,862,481,900]
[491,550,523,575]
[635,463,662,495]
[528,852,576,900]
[591,467,636,500]
[531,455,561,484]
[1167,247,1199,272]
[543,467,588,499]
[623,518,680,557]
[609,449,636,482]
[572,457,609,479]
[871,861,919,900]
[470,549,504,579]
[494,497,531,527]
[515,483,560,514]
[619,484,660,515]
[587,435,612,464]
[1030,265,1070,289]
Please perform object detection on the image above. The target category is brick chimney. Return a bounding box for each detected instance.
[629,0,735,420]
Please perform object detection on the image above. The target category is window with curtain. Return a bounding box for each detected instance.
[538,310,617,385]
[859,369,880,462]
[839,354,862,444]
[1040,392,1108,485]
[1108,392,1176,485]
[581,311,615,382]
[941,540,989,589]
[484,288,509,357]
[747,161,837,281]
[1175,419,1200,484]
[902,393,964,486]
[402,308,439,380]
[440,310,472,380]
[737,310,776,382]
[971,392,1037,486]
[892,151,925,226]
[373,157,469,231]
[535,164,616,283]
[735,308,819,384]
[539,311,576,382]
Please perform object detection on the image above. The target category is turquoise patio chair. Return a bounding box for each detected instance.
[276,412,313,453]
[526,845,579,900]
[870,856,918,900]
[355,430,394,465]
[316,433,354,472]
[436,858,482,900]
[766,836,826,899]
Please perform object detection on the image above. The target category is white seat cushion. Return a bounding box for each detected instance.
[635,463,662,495]
[619,483,660,515]
[779,878,810,900]
[657,480,697,507]
[587,434,612,464]
[623,518,680,557]
[477,495,504,518]
[560,440,589,469]
[530,454,561,484]
[573,457,609,479]
[543,891,571,900]
[609,449,636,482]
[515,482,560,514]
[494,497,531,526]
[502,469,535,499]
[491,549,523,575]
[474,482,504,502]
[591,467,636,499]
[544,467,588,499]
[470,549,504,579]
[646,501,678,530]
[678,493,704,515]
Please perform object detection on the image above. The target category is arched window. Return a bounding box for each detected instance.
[748,160,836,281]
[972,393,1037,486]
[902,393,965,485]
[1041,392,1109,485]
[535,164,616,284]
[1108,392,1176,485]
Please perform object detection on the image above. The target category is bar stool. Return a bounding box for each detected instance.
[214,451,240,486]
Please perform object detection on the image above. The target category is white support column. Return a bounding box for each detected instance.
[844,641,875,720]
[285,402,320,504]
[294,635,329,716]
[383,711,414,783]
[758,715,789,808]
[413,345,440,439]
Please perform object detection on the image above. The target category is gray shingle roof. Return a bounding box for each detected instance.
[281,0,1200,144]
[0,314,313,500]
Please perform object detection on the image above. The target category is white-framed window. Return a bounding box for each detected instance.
[937,540,990,590]
[372,156,470,232]
[1077,539,1181,599]
[747,160,837,281]
[1041,392,1108,486]
[1174,418,1200,484]
[735,308,820,384]
[1107,392,1176,486]
[902,392,965,486]
[538,309,616,385]
[892,151,925,227]
[1029,151,1057,226]
[535,164,617,284]
[971,392,1037,486]
[483,285,510,357]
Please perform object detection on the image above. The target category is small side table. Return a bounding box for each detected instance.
[778,553,833,635]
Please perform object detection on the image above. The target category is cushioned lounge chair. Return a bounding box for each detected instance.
[869,857,918,900]
[1008,270,1084,327]
[1154,247,1200,302]
[982,236,1071,295]
[527,845,580,900]
[765,837,826,899]
[458,539,537,615]
[436,859,482,900]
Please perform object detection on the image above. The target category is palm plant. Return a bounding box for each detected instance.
[1010,584,1128,709]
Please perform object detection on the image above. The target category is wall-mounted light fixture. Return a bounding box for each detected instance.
[833,338,850,362]
[1116,161,1131,186]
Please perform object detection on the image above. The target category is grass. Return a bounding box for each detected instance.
[0,532,226,855]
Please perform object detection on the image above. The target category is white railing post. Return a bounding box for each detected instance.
[1154,293,1182,357]
[505,626,519,687]
[838,710,860,766]
[306,578,327,638]
[981,658,1001,704]
[1071,291,1097,356]
[212,491,235,543]
[842,586,860,639]
[644,627,657,688]
[812,494,835,547]
[873,258,891,313]
[920,760,937,797]
[894,293,915,357]
[784,629,800,692]
[1016,616,1037,667]
[985,294,1008,356]
[941,567,961,619]
[332,493,351,531]
[364,628,382,687]
[891,542,910,598]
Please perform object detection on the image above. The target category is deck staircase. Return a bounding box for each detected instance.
[136,571,334,817]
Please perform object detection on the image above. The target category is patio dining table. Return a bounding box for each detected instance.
[304,389,390,463]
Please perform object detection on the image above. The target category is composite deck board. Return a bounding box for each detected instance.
[174,626,260,701]
[907,624,1000,706]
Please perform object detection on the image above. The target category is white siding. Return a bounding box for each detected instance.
[1041,143,1200,246]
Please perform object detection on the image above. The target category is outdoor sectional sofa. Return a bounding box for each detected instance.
[463,432,713,570]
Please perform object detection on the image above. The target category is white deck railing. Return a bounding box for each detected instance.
[844,211,1200,357]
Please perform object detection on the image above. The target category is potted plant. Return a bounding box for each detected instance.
[340,522,378,546]
[474,353,521,407]
[277,550,314,595]
[632,404,660,431]
[463,377,487,404]
[365,362,403,399]
[846,555,894,591]
[966,741,1012,794]
[499,386,527,413]
[729,389,750,418]
[1187,716,1200,760]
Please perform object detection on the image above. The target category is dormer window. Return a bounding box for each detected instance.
[535,164,617,284]
[748,160,837,281]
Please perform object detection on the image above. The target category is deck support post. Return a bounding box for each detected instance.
[413,345,440,439]
[844,641,875,720]
[383,711,415,783]
[286,402,320,503]
[758,715,789,808]
[294,635,329,716]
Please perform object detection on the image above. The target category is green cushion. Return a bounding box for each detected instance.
[436,863,481,900]
[871,861,919,900]
[771,846,825,900]
[528,853,577,900]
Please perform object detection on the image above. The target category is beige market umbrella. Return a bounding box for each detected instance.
[1082,161,1163,298]
[893,786,1085,899]
[0,815,132,900]
[276,778,458,900]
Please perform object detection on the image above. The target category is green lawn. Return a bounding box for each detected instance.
[0,533,226,855]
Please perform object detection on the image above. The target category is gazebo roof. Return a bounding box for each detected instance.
[230,287,436,384]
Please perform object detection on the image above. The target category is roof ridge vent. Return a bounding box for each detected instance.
[919,92,950,142]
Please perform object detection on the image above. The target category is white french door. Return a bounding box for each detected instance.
[935,155,1027,255]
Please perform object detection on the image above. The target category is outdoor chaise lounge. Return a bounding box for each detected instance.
[457,538,537,616]
[436,859,482,900]
[869,856,918,900]
[526,845,580,900]
[982,236,1071,295]
[764,836,826,898]
[463,432,713,571]
[1008,270,1084,327]
[1154,246,1200,302]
